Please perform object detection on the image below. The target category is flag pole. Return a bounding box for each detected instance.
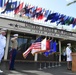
[48,37,51,68]
[43,37,47,69]
[55,40,58,67]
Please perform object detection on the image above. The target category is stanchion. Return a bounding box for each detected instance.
[55,53,57,67]
[48,55,51,68]
[58,52,61,67]
[51,53,55,67]
[38,53,43,70]
[39,62,42,70]
[58,62,61,66]
[52,62,55,67]
[48,62,51,68]
[55,52,59,67]
[43,62,47,69]
[43,53,47,69]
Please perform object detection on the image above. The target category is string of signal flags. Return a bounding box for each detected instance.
[0,0,76,28]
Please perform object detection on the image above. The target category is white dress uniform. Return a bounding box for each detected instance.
[66,47,72,61]
[0,34,6,62]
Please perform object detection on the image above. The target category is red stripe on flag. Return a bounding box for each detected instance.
[23,47,31,58]
[23,42,41,58]
[31,42,41,49]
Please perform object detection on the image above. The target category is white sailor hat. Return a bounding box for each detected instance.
[1,28,7,32]
[13,34,18,37]
[1,28,7,31]
[67,43,71,46]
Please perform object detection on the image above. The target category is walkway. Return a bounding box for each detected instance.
[0,61,76,75]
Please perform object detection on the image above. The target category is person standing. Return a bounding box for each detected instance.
[0,28,7,73]
[66,43,72,70]
[9,34,18,70]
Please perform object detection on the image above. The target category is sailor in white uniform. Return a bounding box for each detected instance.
[66,43,72,70]
[0,28,7,73]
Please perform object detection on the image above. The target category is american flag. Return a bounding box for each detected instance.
[31,38,47,55]
[23,42,41,58]
[23,36,42,58]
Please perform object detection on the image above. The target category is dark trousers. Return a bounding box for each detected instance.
[61,55,66,61]
[9,49,17,69]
